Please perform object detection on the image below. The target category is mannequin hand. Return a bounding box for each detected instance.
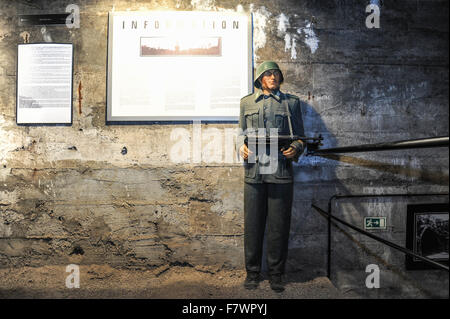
[282,146,297,158]
[239,144,253,160]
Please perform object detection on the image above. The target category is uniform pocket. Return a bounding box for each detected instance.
[244,162,257,178]
[274,110,289,134]
[244,108,259,128]
[274,158,292,179]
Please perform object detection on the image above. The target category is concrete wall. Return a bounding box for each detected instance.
[0,0,448,298]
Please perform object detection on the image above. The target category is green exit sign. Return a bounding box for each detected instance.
[364,217,387,230]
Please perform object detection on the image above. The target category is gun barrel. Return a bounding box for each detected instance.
[245,135,323,141]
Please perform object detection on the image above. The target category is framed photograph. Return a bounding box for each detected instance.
[405,203,449,270]
[106,11,253,123]
[16,43,73,125]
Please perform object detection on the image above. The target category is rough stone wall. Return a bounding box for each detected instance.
[0,0,448,298]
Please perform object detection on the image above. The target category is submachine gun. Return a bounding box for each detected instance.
[244,134,324,155]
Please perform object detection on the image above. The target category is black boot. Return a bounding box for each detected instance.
[269,274,285,293]
[244,272,261,290]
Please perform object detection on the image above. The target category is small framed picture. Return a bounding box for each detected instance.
[405,203,449,270]
[16,43,73,125]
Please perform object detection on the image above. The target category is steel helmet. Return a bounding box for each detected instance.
[254,61,284,88]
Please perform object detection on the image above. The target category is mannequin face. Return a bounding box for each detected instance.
[259,69,281,92]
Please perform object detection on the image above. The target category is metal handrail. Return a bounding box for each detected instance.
[311,193,449,278]
[310,136,449,154]
[312,202,449,273]
[305,136,449,278]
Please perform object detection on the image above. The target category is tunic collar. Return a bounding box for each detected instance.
[254,88,283,102]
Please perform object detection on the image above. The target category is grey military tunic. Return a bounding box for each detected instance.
[236,88,305,183]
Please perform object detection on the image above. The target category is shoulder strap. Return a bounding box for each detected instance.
[284,98,294,139]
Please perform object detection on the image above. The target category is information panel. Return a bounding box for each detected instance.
[16,43,73,124]
[107,11,252,122]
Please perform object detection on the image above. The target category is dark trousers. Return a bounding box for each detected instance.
[244,182,293,275]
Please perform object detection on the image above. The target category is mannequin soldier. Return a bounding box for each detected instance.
[236,61,306,292]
